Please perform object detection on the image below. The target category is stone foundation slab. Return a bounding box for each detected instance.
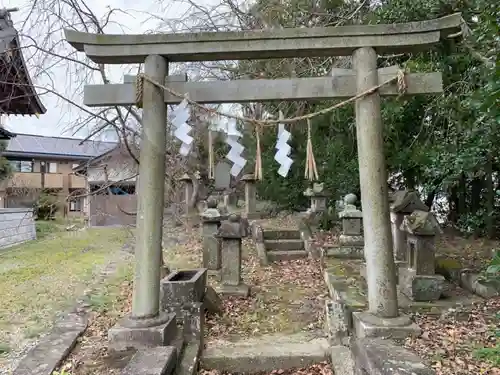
[108,312,177,351]
[216,283,250,297]
[120,346,177,375]
[353,311,421,339]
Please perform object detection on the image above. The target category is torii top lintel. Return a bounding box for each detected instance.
[64,13,463,64]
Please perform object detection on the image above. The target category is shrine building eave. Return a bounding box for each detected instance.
[0,11,46,116]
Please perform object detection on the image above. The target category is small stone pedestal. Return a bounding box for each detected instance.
[201,199,222,278]
[216,214,249,297]
[108,312,177,351]
[241,173,258,219]
[338,194,364,256]
[389,190,429,276]
[399,210,445,302]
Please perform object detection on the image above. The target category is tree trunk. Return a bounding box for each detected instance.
[425,189,437,209]
[486,155,495,238]
[470,176,483,214]
[448,186,459,223]
[458,172,467,216]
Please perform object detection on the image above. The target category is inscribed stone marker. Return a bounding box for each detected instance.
[214,161,231,190]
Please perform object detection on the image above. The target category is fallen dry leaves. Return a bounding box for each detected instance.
[206,237,327,340]
[61,278,134,375]
[405,298,500,375]
[200,361,333,375]
[58,223,199,375]
[312,228,341,247]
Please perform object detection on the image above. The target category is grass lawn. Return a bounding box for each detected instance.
[0,223,131,359]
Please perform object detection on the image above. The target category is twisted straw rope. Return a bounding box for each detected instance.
[135,75,144,108]
[135,70,407,127]
[135,70,406,181]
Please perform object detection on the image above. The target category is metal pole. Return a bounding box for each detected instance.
[353,47,398,318]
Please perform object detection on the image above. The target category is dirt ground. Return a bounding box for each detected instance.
[405,298,500,375]
[58,215,327,374]
[53,215,499,375]
[206,237,326,341]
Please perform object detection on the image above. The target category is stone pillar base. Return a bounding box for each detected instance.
[338,234,364,247]
[353,311,421,340]
[326,245,364,259]
[217,283,250,297]
[108,312,177,351]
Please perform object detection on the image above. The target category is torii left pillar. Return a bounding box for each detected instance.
[108,55,177,351]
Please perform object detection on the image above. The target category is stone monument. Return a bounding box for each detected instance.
[214,161,231,191]
[178,173,195,216]
[241,173,258,219]
[200,198,222,277]
[215,214,249,297]
[399,210,444,301]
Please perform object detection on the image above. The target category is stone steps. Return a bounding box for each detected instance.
[263,229,301,240]
[268,250,308,261]
[264,238,305,251]
[260,229,307,262]
[202,333,330,373]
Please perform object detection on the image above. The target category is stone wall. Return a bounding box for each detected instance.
[0,208,36,249]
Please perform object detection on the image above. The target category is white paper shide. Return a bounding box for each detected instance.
[171,99,193,156]
[223,118,246,176]
[274,111,293,177]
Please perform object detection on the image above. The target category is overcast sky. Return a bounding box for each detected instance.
[1,0,211,140]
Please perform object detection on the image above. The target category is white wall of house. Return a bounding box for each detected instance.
[87,161,137,183]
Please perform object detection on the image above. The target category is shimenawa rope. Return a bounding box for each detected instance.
[134,70,407,127]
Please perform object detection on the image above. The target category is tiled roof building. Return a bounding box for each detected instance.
[0,8,46,116]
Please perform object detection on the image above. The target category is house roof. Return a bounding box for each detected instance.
[0,126,15,139]
[0,8,46,115]
[73,141,138,171]
[3,133,117,159]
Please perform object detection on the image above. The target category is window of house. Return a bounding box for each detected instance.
[48,162,57,173]
[9,160,33,172]
[69,197,83,211]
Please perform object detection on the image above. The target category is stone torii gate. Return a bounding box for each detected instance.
[65,13,463,345]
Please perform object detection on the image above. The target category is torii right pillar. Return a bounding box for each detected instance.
[351,48,420,338]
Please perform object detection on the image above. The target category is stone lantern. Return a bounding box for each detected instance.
[339,193,363,248]
[389,190,429,269]
[399,210,444,301]
[304,182,329,213]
